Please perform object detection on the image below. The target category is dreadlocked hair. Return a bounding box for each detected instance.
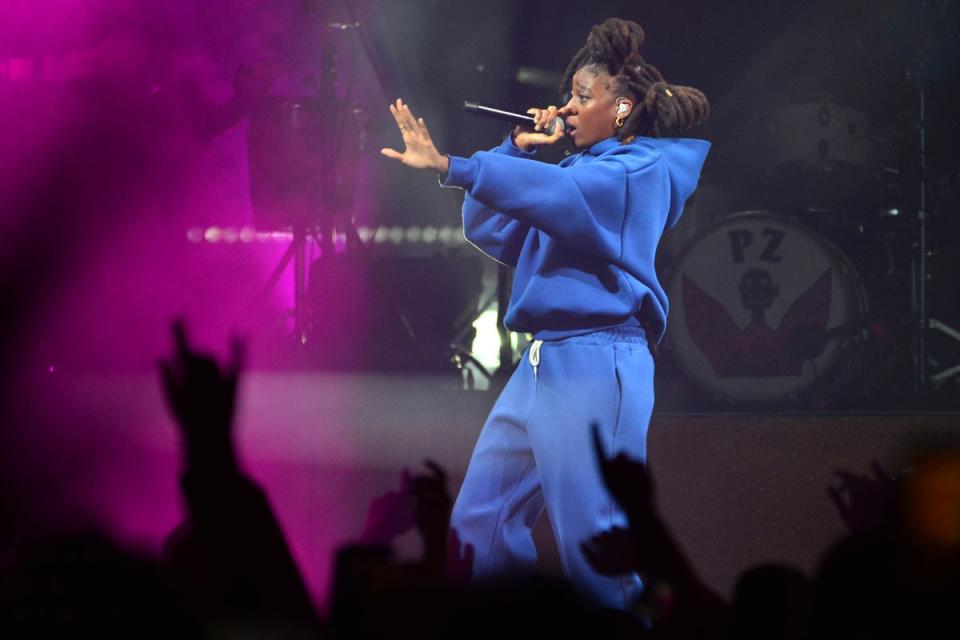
[559,18,709,140]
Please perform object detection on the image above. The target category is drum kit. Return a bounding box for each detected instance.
[247,19,487,373]
[659,95,959,411]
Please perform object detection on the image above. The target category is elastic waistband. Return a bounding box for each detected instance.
[542,326,647,346]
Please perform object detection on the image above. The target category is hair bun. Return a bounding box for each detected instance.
[643,82,670,109]
[644,82,710,134]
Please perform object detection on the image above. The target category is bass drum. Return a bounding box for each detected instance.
[664,211,867,407]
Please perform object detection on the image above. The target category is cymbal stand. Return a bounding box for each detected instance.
[249,20,367,347]
[446,262,527,387]
[252,225,320,345]
[909,61,960,394]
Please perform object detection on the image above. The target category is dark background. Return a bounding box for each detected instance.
[1,0,958,408]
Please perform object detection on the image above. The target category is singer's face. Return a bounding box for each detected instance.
[560,67,620,148]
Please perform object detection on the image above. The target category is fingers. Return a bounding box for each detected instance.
[416,117,432,142]
[408,475,449,496]
[380,147,404,161]
[157,358,178,407]
[580,540,598,561]
[592,421,610,470]
[390,98,420,132]
[515,107,564,149]
[542,105,559,131]
[580,540,615,575]
[525,105,560,132]
[870,461,893,483]
[592,423,619,496]
[172,318,191,362]
[525,107,540,130]
[825,486,846,512]
[385,99,447,170]
[387,98,428,151]
[423,458,447,481]
[227,334,246,381]
[388,102,407,135]
[526,107,545,131]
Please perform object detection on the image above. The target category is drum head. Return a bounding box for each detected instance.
[665,211,865,405]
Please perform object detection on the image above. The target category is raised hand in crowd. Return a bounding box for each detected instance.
[407,459,452,576]
[158,319,244,473]
[580,526,639,577]
[591,422,655,520]
[584,422,726,630]
[158,321,318,630]
[583,423,676,582]
[445,527,474,584]
[361,470,417,546]
[360,459,454,578]
[826,460,899,536]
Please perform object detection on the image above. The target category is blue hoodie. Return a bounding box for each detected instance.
[443,134,710,343]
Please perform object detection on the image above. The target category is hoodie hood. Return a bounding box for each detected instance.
[584,136,710,231]
[634,137,710,230]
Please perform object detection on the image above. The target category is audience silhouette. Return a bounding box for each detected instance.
[1,319,959,638]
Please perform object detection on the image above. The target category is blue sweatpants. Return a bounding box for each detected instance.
[450,327,654,609]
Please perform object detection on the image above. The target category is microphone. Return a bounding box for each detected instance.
[463,101,564,135]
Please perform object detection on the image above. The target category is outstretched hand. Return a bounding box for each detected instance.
[158,320,245,470]
[380,98,449,172]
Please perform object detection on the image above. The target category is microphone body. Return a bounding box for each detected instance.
[463,101,564,135]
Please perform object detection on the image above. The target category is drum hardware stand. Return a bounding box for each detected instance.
[248,23,367,347]
[925,321,960,388]
[445,260,526,386]
[449,349,492,390]
[448,288,497,387]
[907,57,960,395]
[251,226,318,345]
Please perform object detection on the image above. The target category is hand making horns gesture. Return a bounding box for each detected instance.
[381,98,450,173]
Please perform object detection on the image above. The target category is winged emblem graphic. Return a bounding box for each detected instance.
[682,269,832,377]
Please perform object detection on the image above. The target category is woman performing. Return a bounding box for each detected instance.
[381,18,710,609]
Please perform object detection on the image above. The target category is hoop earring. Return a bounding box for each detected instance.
[615,115,624,127]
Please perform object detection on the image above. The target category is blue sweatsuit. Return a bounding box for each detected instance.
[443,133,709,609]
